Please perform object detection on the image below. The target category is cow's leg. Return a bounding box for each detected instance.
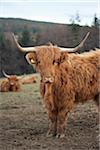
[56,100,74,138]
[94,93,99,106]
[47,110,57,137]
[56,109,67,138]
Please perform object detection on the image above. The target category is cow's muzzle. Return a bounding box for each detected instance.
[43,77,54,83]
[10,83,14,85]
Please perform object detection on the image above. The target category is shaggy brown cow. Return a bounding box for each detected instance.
[13,33,100,138]
[26,48,99,137]
[20,75,36,84]
[0,71,21,92]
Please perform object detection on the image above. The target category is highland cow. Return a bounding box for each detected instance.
[20,75,36,84]
[12,32,99,138]
[0,71,21,92]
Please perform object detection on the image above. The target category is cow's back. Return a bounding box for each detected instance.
[54,51,99,104]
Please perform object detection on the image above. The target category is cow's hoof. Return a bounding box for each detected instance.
[46,131,56,137]
[46,133,53,137]
[56,133,65,138]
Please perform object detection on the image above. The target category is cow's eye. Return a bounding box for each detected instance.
[53,60,58,65]
[36,61,40,64]
[53,60,55,64]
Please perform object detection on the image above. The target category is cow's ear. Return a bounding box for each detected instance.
[25,52,37,65]
[59,51,68,63]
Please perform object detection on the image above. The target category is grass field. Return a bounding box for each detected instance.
[0,74,99,150]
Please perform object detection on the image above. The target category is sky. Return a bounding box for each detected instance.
[0,0,99,26]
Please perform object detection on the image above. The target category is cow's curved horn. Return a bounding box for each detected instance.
[12,33,36,52]
[59,32,90,52]
[2,70,10,78]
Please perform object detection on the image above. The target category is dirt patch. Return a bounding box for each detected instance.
[0,75,99,150]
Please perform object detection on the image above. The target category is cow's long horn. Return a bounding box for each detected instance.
[59,32,90,52]
[12,33,36,52]
[2,70,10,78]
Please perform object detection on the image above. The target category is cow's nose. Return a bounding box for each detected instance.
[10,83,14,85]
[44,77,54,83]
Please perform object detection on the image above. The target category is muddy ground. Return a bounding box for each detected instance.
[0,74,99,150]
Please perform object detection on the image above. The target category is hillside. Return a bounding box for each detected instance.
[0,18,60,34]
[0,18,99,77]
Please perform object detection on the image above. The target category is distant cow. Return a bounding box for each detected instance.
[13,32,99,138]
[0,71,21,92]
[20,75,36,84]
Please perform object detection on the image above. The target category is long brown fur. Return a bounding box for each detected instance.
[26,46,100,138]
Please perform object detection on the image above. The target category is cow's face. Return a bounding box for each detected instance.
[26,46,68,83]
[8,76,18,86]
